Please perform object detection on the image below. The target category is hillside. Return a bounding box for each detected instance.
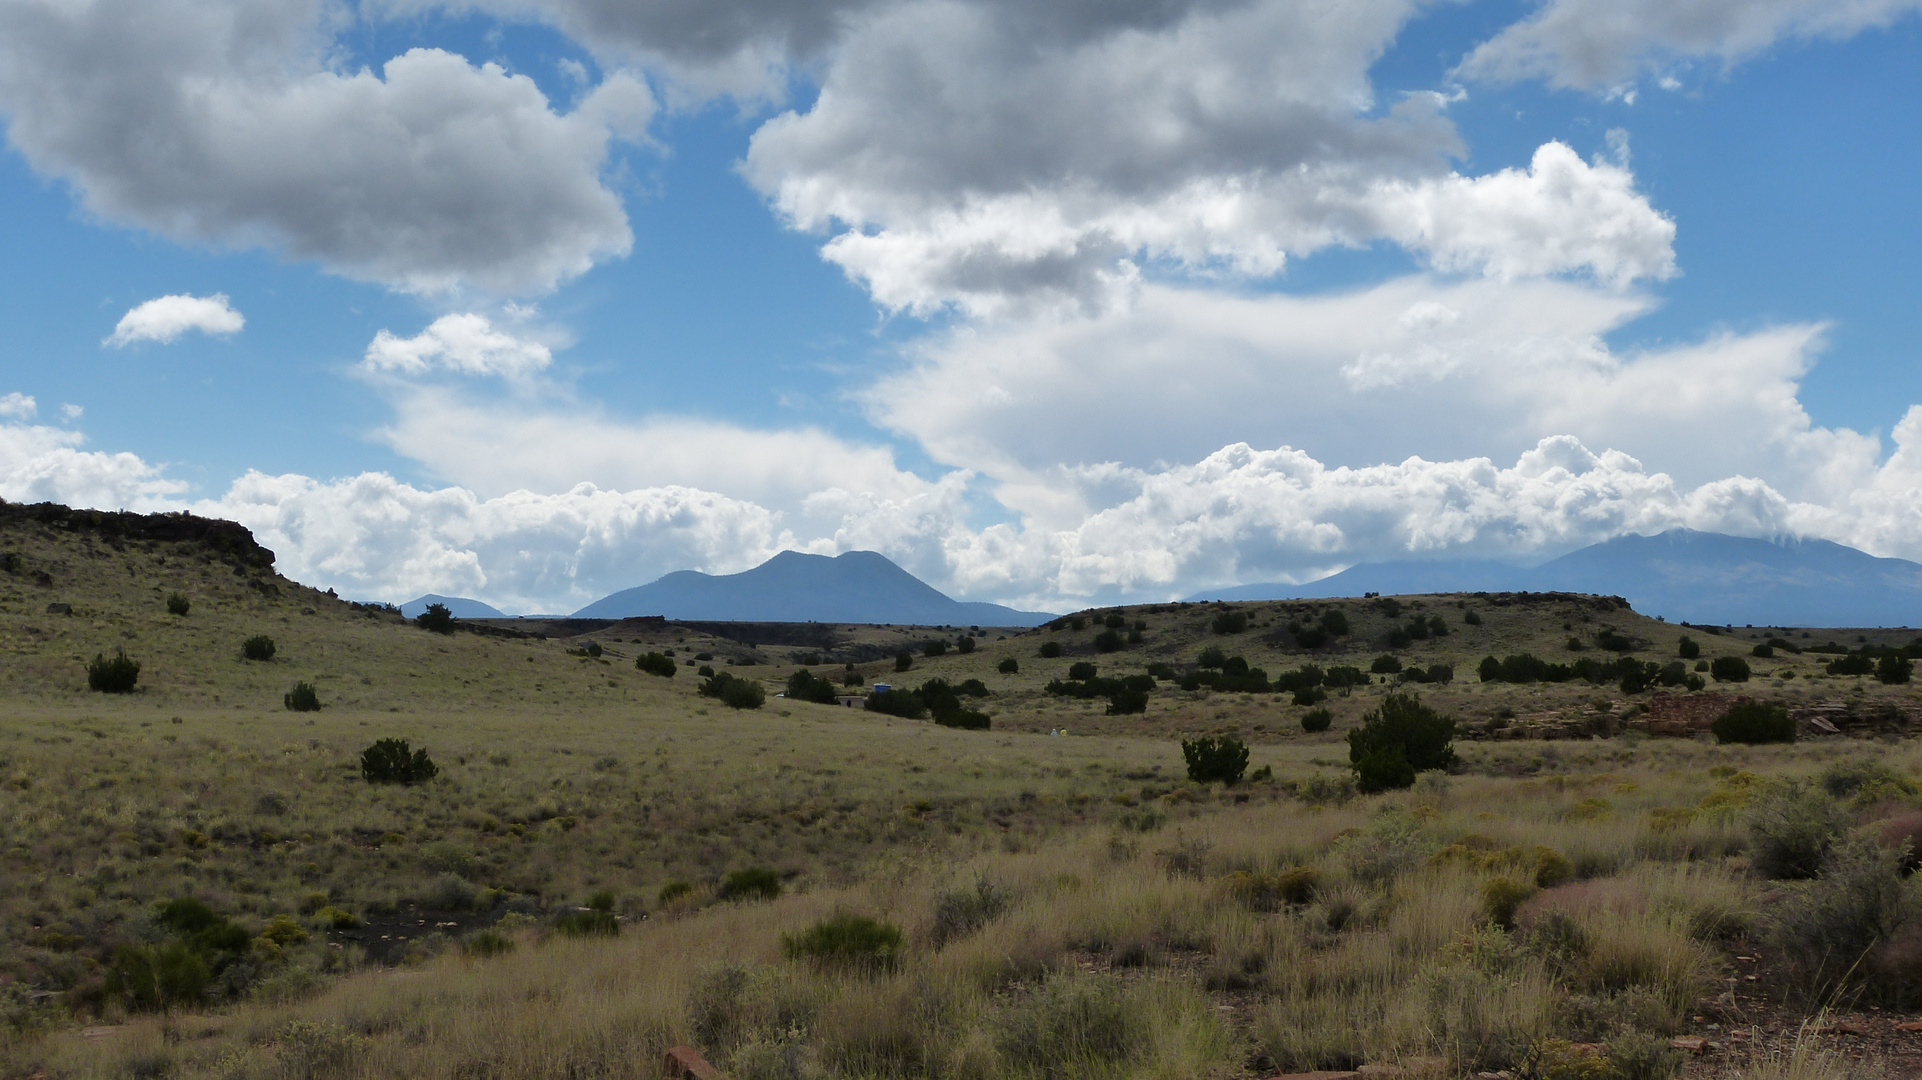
[572,548,1055,625]
[1193,528,1922,627]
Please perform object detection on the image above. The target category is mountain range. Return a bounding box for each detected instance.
[570,550,1055,625]
[1190,529,1922,627]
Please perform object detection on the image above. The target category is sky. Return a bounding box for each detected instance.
[1,0,1920,615]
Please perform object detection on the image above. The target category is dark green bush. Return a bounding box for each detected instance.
[1301,708,1332,733]
[1828,652,1876,676]
[1105,690,1147,715]
[284,682,322,712]
[1463,609,1482,626]
[1196,645,1226,669]
[1068,661,1098,680]
[720,867,782,901]
[957,636,975,654]
[1770,837,1922,1005]
[1751,643,1774,658]
[415,603,454,634]
[699,672,766,709]
[1879,654,1914,685]
[1093,628,1123,652]
[462,929,515,957]
[555,910,619,937]
[361,738,438,784]
[1321,610,1350,636]
[865,688,928,719]
[1347,692,1455,793]
[1039,641,1062,658]
[657,880,694,905]
[1292,685,1327,707]
[1596,628,1635,652]
[784,668,840,704]
[1710,656,1751,682]
[1369,654,1402,674]
[1182,735,1249,784]
[636,651,677,677]
[1712,701,1793,744]
[894,651,915,672]
[998,657,1019,674]
[1678,635,1700,659]
[105,942,208,1012]
[1324,665,1366,688]
[935,708,992,729]
[242,634,276,661]
[165,592,190,616]
[782,912,903,971]
[922,639,947,658]
[86,649,140,693]
[1211,610,1248,635]
[956,678,989,697]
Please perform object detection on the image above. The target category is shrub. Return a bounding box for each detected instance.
[1196,645,1227,668]
[699,671,766,709]
[936,708,993,729]
[1709,655,1751,682]
[1370,654,1402,674]
[720,866,782,902]
[997,657,1019,674]
[931,877,1011,947]
[1483,877,1538,930]
[1712,701,1793,744]
[1608,1034,1683,1080]
[784,668,840,704]
[1039,641,1062,658]
[1292,685,1327,707]
[415,602,454,633]
[1068,661,1098,680]
[1347,692,1455,792]
[360,738,438,784]
[583,641,603,658]
[1464,609,1482,626]
[922,639,947,658]
[636,651,677,677]
[1104,690,1147,716]
[1301,708,1332,733]
[1093,628,1123,652]
[1321,609,1350,636]
[1751,643,1774,658]
[865,688,929,719]
[284,681,322,712]
[782,912,903,971]
[1771,837,1922,1004]
[555,910,619,938]
[1677,636,1700,659]
[1324,665,1366,688]
[1823,759,1922,808]
[462,929,515,957]
[86,649,140,693]
[1747,784,1847,880]
[957,636,975,654]
[657,880,694,905]
[1211,610,1249,635]
[1880,654,1915,685]
[105,942,209,1012]
[165,592,190,616]
[1182,735,1249,784]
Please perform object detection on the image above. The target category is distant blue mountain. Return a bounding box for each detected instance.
[399,594,507,619]
[1188,530,1922,627]
[573,550,1055,626]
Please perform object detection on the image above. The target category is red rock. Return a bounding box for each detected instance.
[1894,1021,1922,1032]
[1671,1037,1708,1053]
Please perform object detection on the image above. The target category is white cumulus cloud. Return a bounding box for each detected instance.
[0,0,654,294]
[363,314,553,379]
[0,392,33,420]
[1457,0,1922,91]
[105,293,245,347]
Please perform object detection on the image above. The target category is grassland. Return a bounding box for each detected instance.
[6,504,1922,1080]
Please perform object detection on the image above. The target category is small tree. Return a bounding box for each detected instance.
[284,682,322,712]
[785,668,840,704]
[1347,692,1455,793]
[699,672,766,709]
[165,593,191,616]
[1301,708,1332,733]
[361,738,438,784]
[415,603,454,634]
[894,651,915,672]
[922,639,948,658]
[1093,628,1123,653]
[720,867,782,901]
[1710,656,1752,683]
[1211,610,1249,635]
[957,636,976,655]
[242,635,276,662]
[1182,735,1249,784]
[1678,635,1700,659]
[1196,645,1226,669]
[1068,661,1097,681]
[86,649,141,693]
[636,651,677,677]
[997,657,1019,674]
[1712,701,1794,745]
[1039,641,1062,659]
[1878,654,1914,685]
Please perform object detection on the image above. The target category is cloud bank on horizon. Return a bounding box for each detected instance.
[1,0,1918,613]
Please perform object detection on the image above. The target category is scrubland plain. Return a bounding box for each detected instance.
[6,505,1922,1080]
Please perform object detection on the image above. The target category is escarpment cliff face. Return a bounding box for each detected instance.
[0,500,275,570]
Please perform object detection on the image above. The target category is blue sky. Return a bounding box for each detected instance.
[1,0,1919,613]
